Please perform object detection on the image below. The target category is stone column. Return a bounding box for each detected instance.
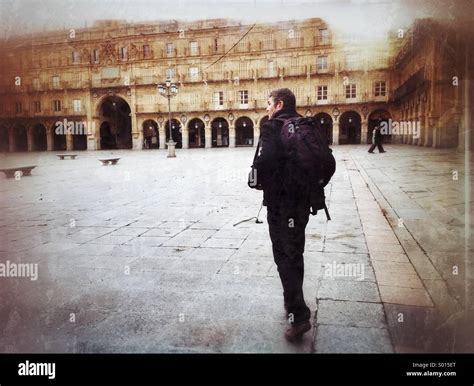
[361,120,368,144]
[27,127,34,152]
[66,133,74,151]
[130,87,140,150]
[159,124,166,149]
[181,127,189,149]
[8,128,15,152]
[87,119,99,151]
[205,126,212,149]
[332,120,339,145]
[229,125,236,148]
[47,126,54,151]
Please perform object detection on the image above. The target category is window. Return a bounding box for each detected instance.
[317,56,328,70]
[213,91,224,107]
[317,86,328,100]
[33,78,41,91]
[52,100,61,112]
[52,75,60,89]
[72,51,80,64]
[73,99,81,112]
[33,101,41,113]
[190,41,199,55]
[189,66,199,80]
[262,34,274,49]
[143,44,152,59]
[15,102,22,113]
[120,47,128,61]
[239,90,249,105]
[319,29,329,44]
[374,81,386,97]
[165,67,175,80]
[268,60,275,72]
[214,38,219,52]
[166,43,174,55]
[93,49,100,63]
[345,84,356,99]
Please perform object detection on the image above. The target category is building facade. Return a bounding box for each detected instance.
[0,17,470,152]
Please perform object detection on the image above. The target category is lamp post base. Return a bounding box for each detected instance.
[166,141,177,158]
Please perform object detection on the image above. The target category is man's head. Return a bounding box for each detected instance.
[266,88,296,118]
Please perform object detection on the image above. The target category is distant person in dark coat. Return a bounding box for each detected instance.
[368,124,386,153]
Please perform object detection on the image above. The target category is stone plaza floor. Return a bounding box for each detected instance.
[0,144,472,353]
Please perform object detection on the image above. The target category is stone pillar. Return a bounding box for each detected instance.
[159,124,166,149]
[181,127,189,149]
[8,128,15,152]
[361,120,368,144]
[27,127,34,152]
[86,92,95,151]
[333,120,339,145]
[130,87,139,150]
[87,119,99,151]
[205,126,212,149]
[66,133,74,151]
[229,126,236,148]
[132,131,143,150]
[47,127,54,151]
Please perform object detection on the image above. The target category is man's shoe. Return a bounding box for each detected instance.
[368,151,374,154]
[285,320,311,342]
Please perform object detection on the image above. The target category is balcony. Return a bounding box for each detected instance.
[259,40,276,51]
[208,44,225,55]
[161,48,178,58]
[181,73,203,83]
[257,68,279,79]
[314,35,332,46]
[286,37,304,49]
[309,63,335,75]
[282,65,307,77]
[205,71,230,82]
[184,47,201,57]
[231,70,254,80]
[235,42,250,53]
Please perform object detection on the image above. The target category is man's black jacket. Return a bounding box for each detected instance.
[253,108,303,207]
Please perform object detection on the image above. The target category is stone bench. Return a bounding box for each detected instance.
[99,158,120,165]
[0,166,36,178]
[57,154,77,160]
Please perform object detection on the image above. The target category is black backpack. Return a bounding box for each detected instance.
[277,117,336,220]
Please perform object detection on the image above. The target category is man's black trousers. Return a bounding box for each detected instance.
[368,141,385,153]
[266,196,311,324]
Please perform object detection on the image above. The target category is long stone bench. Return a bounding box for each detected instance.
[98,158,120,165]
[0,166,36,178]
[57,154,77,160]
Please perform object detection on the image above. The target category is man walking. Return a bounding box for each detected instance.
[368,123,386,153]
[253,88,312,342]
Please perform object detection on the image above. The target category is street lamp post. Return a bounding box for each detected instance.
[158,79,179,158]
